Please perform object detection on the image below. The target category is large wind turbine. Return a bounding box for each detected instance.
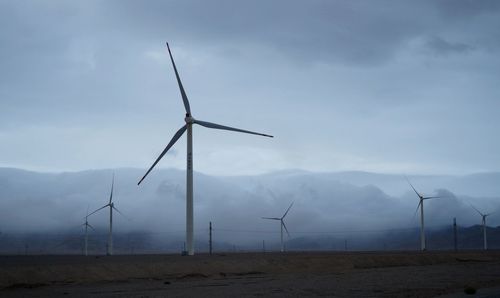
[82,206,95,256]
[406,177,442,251]
[89,174,126,255]
[262,202,294,252]
[137,43,273,256]
[470,204,493,250]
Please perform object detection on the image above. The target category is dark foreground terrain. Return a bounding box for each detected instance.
[1,251,500,297]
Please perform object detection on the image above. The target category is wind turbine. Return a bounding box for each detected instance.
[406,177,442,251]
[137,43,273,256]
[262,202,294,252]
[470,204,493,250]
[82,206,95,256]
[89,174,126,255]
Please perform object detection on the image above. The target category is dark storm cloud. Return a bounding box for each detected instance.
[104,0,426,65]
[1,0,498,115]
[435,0,500,18]
[101,0,500,63]
[2,0,499,80]
[3,0,492,83]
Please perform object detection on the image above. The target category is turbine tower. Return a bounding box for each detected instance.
[470,204,493,250]
[89,174,126,255]
[406,177,442,251]
[262,202,294,252]
[83,206,95,256]
[138,43,273,256]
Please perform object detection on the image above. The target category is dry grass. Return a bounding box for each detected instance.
[1,251,500,297]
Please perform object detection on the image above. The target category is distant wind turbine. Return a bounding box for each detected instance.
[262,202,294,252]
[89,174,126,255]
[82,205,95,256]
[470,204,493,250]
[406,177,443,251]
[137,42,273,256]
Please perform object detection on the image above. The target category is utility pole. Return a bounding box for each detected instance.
[453,217,458,252]
[483,216,488,250]
[209,221,213,255]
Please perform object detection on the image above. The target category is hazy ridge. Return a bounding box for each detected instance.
[0,167,499,253]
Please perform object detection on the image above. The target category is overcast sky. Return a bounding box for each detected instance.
[1,0,499,176]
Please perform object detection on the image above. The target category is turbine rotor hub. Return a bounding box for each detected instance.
[185,115,195,124]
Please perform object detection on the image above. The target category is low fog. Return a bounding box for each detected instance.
[1,167,498,252]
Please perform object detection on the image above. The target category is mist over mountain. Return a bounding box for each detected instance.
[0,167,499,253]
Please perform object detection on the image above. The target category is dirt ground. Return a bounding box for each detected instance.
[1,251,500,297]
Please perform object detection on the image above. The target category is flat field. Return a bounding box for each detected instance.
[1,251,500,297]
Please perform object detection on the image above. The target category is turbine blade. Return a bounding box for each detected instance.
[113,206,130,220]
[138,124,187,185]
[109,173,114,204]
[262,217,281,220]
[267,189,278,200]
[86,204,90,217]
[423,196,442,200]
[470,204,484,216]
[88,204,109,217]
[88,223,96,231]
[166,42,191,115]
[405,176,421,198]
[194,120,273,138]
[282,221,291,238]
[282,201,294,219]
[413,200,422,218]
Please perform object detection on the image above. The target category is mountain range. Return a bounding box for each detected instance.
[0,167,498,253]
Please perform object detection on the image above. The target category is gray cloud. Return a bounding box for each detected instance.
[1,0,500,175]
[425,36,474,56]
[435,0,500,18]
